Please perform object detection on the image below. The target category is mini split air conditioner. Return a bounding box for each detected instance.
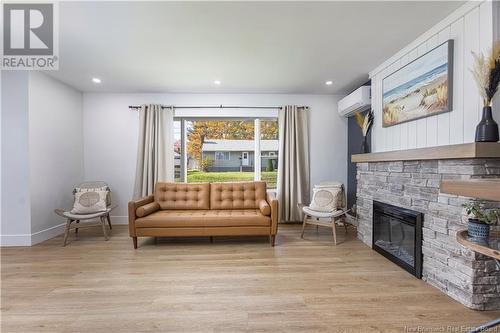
[338,86,371,117]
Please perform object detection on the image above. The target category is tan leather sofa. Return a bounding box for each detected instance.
[128,181,278,248]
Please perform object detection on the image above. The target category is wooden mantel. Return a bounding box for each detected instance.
[351,142,500,163]
[440,179,500,201]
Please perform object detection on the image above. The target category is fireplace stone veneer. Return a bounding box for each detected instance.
[355,158,500,310]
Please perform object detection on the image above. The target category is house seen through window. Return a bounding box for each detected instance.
[173,118,278,189]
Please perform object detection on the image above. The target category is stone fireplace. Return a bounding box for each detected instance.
[353,144,500,310]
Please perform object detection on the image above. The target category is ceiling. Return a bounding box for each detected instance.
[49,1,464,94]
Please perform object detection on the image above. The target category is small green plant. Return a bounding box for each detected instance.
[199,157,214,172]
[462,202,500,225]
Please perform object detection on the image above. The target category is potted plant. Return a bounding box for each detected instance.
[354,110,374,153]
[471,41,500,142]
[462,202,499,241]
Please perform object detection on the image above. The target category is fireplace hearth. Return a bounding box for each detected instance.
[372,201,423,278]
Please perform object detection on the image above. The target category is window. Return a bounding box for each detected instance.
[175,118,278,188]
[215,152,230,161]
[173,120,181,182]
[181,119,255,183]
[260,119,279,189]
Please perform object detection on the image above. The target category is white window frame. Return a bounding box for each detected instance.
[254,119,261,180]
[175,116,278,184]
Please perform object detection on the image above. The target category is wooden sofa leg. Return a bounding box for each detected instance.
[133,237,138,249]
[270,235,276,247]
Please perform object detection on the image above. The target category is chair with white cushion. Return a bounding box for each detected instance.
[55,181,116,246]
[300,181,350,245]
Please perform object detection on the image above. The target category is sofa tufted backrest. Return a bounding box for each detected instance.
[210,181,267,210]
[154,182,210,210]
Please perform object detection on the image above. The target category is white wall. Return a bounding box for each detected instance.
[0,72,83,246]
[1,71,32,246]
[493,1,500,114]
[369,1,496,152]
[83,93,347,222]
[28,72,84,243]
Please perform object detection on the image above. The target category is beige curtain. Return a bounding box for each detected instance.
[133,104,174,199]
[277,105,310,222]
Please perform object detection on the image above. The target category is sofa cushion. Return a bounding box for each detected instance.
[210,182,267,210]
[258,200,271,216]
[155,182,210,210]
[135,209,271,228]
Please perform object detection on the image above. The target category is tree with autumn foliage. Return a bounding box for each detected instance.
[187,120,278,167]
[260,120,279,140]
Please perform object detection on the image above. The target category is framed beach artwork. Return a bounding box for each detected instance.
[382,40,454,127]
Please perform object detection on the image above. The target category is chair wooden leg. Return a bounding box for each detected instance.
[301,214,308,238]
[75,220,79,234]
[343,216,348,234]
[133,237,138,249]
[100,216,109,241]
[331,218,337,246]
[62,219,72,247]
[106,214,112,230]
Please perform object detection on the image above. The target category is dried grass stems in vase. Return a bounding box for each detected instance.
[355,110,374,153]
[471,42,500,142]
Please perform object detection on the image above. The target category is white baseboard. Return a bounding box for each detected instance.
[30,223,66,245]
[1,216,128,247]
[0,234,32,247]
[1,223,67,247]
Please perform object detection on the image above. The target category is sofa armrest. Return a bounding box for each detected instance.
[128,195,154,236]
[267,192,278,235]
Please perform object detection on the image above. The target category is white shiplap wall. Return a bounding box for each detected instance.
[370,1,495,152]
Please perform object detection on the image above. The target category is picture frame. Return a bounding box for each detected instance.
[382,40,454,127]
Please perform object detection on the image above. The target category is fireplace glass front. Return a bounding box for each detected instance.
[372,201,423,278]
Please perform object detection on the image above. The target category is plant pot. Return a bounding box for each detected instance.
[467,218,490,241]
[475,106,499,142]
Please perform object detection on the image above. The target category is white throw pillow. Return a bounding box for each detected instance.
[316,181,343,189]
[71,190,108,214]
[309,187,341,212]
[74,186,111,207]
[75,186,108,192]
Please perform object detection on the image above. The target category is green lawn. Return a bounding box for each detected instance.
[187,170,277,188]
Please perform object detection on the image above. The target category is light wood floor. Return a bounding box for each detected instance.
[1,224,499,333]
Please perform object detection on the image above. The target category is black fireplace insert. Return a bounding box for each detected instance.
[372,201,423,278]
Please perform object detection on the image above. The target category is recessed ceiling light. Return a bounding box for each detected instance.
[325,80,333,85]
[92,77,101,84]
[213,80,221,85]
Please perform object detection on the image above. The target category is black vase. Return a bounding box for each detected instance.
[360,136,370,153]
[475,106,499,142]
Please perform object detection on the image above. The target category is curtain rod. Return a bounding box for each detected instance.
[128,105,309,110]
